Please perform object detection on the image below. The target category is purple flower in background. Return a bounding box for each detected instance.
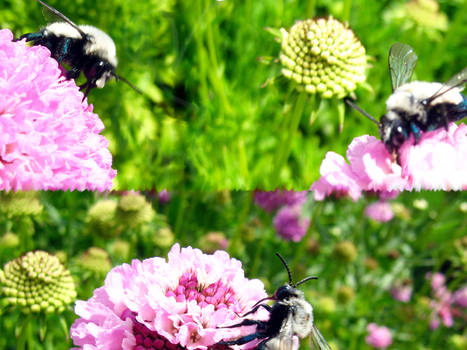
[453,286,467,308]
[364,201,394,222]
[390,281,412,302]
[158,189,171,204]
[254,190,308,212]
[70,244,268,350]
[311,123,467,201]
[0,29,116,191]
[426,272,455,329]
[273,204,310,242]
[365,323,392,349]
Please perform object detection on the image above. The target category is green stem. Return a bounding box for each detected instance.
[274,92,308,185]
[306,0,316,18]
[17,314,32,350]
[342,0,352,22]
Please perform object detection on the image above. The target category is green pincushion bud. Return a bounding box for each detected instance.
[76,247,112,276]
[1,232,20,248]
[280,17,366,98]
[198,232,228,254]
[153,227,175,248]
[0,251,76,314]
[333,241,358,263]
[117,193,155,228]
[336,285,355,303]
[86,199,122,237]
[0,191,43,217]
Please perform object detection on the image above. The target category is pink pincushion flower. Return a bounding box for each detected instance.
[0,29,116,190]
[365,323,392,349]
[390,281,412,302]
[273,204,310,242]
[254,190,308,212]
[453,286,467,308]
[364,201,394,222]
[311,123,467,200]
[70,244,269,350]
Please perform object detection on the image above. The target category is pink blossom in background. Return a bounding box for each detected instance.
[158,189,171,204]
[70,244,268,350]
[365,323,392,349]
[390,282,412,303]
[253,190,308,212]
[0,29,116,190]
[426,272,455,329]
[453,286,467,308]
[311,124,467,201]
[273,204,310,242]
[364,201,394,222]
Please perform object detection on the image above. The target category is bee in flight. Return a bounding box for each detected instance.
[346,43,467,160]
[217,253,332,350]
[18,0,140,97]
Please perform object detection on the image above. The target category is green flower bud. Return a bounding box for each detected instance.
[333,241,358,263]
[76,247,112,276]
[413,199,428,210]
[0,191,43,217]
[153,227,175,248]
[364,257,379,270]
[280,17,366,98]
[449,335,467,350]
[336,285,354,303]
[404,0,448,31]
[198,232,228,254]
[317,296,336,314]
[0,251,76,314]
[117,193,155,228]
[108,239,131,261]
[1,232,20,248]
[86,199,122,237]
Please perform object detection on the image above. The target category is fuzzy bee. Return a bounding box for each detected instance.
[346,43,467,158]
[217,253,332,350]
[18,0,140,97]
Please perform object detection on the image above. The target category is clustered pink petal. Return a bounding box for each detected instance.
[364,201,394,222]
[311,124,467,200]
[70,244,268,350]
[365,323,392,349]
[0,29,116,190]
[254,190,308,212]
[390,282,412,303]
[273,204,310,242]
[453,286,467,308]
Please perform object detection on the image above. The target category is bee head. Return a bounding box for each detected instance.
[379,112,409,154]
[274,284,301,301]
[92,60,116,88]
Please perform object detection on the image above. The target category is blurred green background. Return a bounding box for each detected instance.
[0,190,466,349]
[1,0,465,190]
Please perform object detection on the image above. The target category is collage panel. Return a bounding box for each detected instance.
[1,0,467,349]
[1,190,467,349]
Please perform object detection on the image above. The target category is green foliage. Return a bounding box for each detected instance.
[2,0,465,189]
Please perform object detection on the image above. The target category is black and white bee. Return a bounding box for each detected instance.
[346,43,467,159]
[18,0,140,97]
[217,253,332,350]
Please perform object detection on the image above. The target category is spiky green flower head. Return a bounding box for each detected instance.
[76,247,112,276]
[117,192,155,228]
[280,17,366,98]
[333,240,358,263]
[0,251,76,314]
[86,199,122,237]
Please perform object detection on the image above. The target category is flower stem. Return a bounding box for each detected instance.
[274,91,308,185]
[342,0,352,22]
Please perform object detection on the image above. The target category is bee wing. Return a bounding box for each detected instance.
[426,67,467,103]
[273,313,295,350]
[310,325,333,350]
[36,0,87,38]
[388,43,418,91]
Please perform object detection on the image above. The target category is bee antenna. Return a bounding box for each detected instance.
[295,276,318,287]
[275,253,293,285]
[344,98,379,125]
[113,73,143,95]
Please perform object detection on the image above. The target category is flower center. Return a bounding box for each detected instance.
[165,272,236,311]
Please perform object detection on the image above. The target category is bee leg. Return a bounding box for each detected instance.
[237,303,272,318]
[218,319,266,329]
[255,338,272,350]
[218,332,266,346]
[15,32,43,42]
[66,66,81,80]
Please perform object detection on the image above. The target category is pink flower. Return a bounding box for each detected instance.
[426,272,456,329]
[70,244,268,350]
[390,282,412,303]
[453,286,467,308]
[365,323,392,349]
[158,190,171,204]
[273,204,310,242]
[254,190,308,212]
[0,29,116,190]
[364,201,394,222]
[311,123,467,200]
